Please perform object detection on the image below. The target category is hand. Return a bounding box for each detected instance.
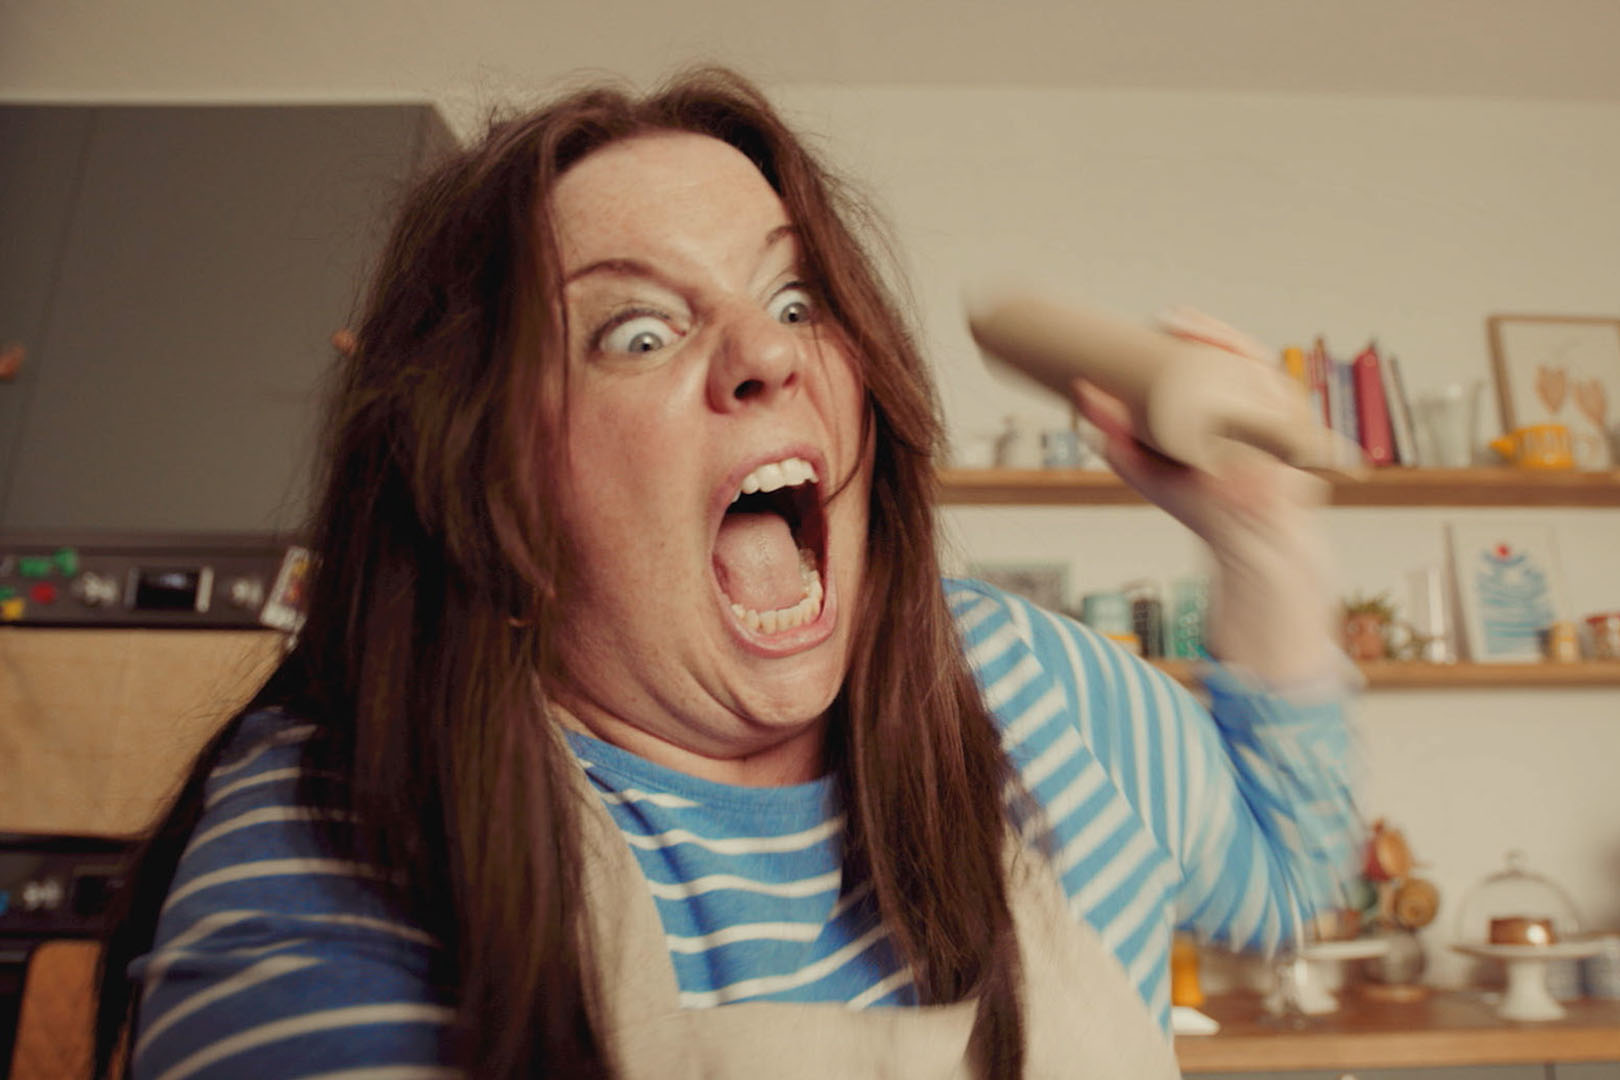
[1072,308,1339,688]
[1071,307,1325,544]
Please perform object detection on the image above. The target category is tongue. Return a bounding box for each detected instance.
[714,511,804,612]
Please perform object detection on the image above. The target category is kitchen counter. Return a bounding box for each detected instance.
[1175,991,1620,1073]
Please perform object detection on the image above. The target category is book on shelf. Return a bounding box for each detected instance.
[1333,356,1365,467]
[1286,334,1419,468]
[1380,352,1418,466]
[1352,340,1396,466]
[1295,336,1364,468]
[1308,337,1331,430]
[1281,345,1307,390]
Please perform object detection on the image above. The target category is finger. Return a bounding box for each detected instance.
[1071,380,1132,441]
[1075,381,1191,481]
[1154,306,1272,363]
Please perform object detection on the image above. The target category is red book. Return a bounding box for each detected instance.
[1352,341,1396,465]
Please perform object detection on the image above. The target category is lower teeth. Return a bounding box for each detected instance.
[729,548,822,632]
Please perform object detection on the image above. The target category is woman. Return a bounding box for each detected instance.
[95,68,1356,1078]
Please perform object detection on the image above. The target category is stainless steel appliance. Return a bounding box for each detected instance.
[0,103,453,539]
[0,833,132,1072]
[0,532,307,630]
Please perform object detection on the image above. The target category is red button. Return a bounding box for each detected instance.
[29,583,57,605]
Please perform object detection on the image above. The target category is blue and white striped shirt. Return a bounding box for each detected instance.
[130,578,1356,1078]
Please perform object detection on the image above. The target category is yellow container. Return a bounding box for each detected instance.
[1489,423,1573,470]
[1170,934,1204,1008]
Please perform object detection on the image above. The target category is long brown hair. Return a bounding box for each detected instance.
[96,67,1023,1078]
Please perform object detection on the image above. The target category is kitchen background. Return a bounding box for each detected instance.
[3,0,1619,993]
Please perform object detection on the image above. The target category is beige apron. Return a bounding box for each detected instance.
[574,765,1182,1079]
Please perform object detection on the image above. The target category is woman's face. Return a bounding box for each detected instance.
[547,132,871,782]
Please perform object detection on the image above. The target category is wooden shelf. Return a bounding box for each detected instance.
[942,466,1620,690]
[938,467,1620,507]
[1177,990,1620,1071]
[1352,660,1620,689]
[1153,658,1620,690]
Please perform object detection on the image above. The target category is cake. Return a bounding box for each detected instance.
[1489,916,1556,945]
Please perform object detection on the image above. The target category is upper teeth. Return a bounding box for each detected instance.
[734,456,818,501]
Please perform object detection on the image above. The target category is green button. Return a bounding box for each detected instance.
[0,586,16,601]
[17,556,53,579]
[53,547,79,577]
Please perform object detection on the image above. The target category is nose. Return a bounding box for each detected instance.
[706,305,801,411]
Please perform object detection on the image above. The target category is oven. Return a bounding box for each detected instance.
[0,535,294,1071]
[0,833,132,1074]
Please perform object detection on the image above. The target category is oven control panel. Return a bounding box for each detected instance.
[0,835,130,939]
[0,533,309,629]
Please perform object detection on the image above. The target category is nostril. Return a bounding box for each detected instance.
[733,378,765,400]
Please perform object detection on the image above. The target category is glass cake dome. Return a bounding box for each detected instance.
[1453,850,1583,947]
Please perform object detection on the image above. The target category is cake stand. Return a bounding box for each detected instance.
[1451,940,1604,1021]
[1266,938,1391,1016]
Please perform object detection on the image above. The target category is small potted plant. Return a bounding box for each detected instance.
[1341,591,1398,662]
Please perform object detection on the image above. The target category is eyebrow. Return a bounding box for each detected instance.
[562,224,799,286]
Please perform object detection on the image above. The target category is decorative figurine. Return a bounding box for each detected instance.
[1357,818,1441,1002]
[1341,591,1398,661]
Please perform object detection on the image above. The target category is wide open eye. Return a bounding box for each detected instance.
[599,313,678,355]
[767,285,817,326]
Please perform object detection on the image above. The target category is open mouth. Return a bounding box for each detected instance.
[712,455,828,634]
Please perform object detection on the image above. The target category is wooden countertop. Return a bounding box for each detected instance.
[1175,991,1620,1072]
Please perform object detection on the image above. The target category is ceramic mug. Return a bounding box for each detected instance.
[1489,423,1574,470]
[1040,427,1086,468]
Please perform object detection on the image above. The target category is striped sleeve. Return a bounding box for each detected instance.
[947,578,1358,1030]
[130,710,458,1080]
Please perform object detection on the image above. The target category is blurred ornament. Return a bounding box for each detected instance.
[1392,877,1440,930]
[1341,591,1397,661]
[1359,927,1429,1003]
[1364,819,1414,882]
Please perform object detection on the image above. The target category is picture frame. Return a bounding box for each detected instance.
[1446,521,1567,663]
[967,561,1069,614]
[1486,314,1620,470]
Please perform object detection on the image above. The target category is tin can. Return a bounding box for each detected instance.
[1080,592,1132,636]
[1543,621,1580,663]
[1547,957,1582,1002]
[1582,934,1620,998]
[1040,428,1086,468]
[1132,594,1164,658]
[1586,612,1620,660]
[1167,576,1208,659]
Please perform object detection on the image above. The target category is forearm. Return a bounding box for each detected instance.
[1190,667,1361,948]
[1191,455,1342,690]
[1192,504,1363,948]
[1203,503,1339,689]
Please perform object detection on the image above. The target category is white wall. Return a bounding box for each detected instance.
[774,84,1620,986]
[771,87,1620,445]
